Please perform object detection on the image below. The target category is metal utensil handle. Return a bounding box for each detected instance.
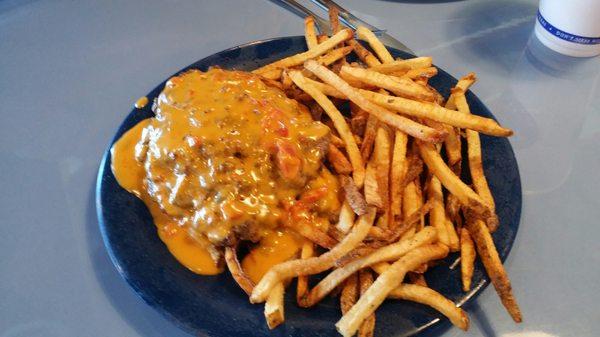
[310,0,382,32]
[274,0,332,34]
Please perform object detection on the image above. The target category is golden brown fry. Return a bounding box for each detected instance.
[388,284,470,330]
[250,208,376,303]
[296,241,314,305]
[303,227,438,306]
[403,154,424,186]
[336,244,449,337]
[417,141,490,218]
[253,29,353,74]
[341,66,436,102]
[289,71,365,187]
[446,73,477,109]
[466,218,522,322]
[328,144,354,175]
[443,123,462,166]
[260,68,283,81]
[460,228,475,292]
[454,89,499,230]
[404,66,438,79]
[265,282,285,329]
[446,218,460,252]
[341,273,359,314]
[446,193,463,227]
[304,61,446,143]
[225,246,255,296]
[328,6,342,34]
[444,73,477,165]
[364,159,383,208]
[317,34,328,44]
[356,26,394,63]
[288,221,337,249]
[359,89,513,137]
[358,269,376,337]
[340,176,368,216]
[348,39,382,67]
[428,175,450,247]
[337,202,356,234]
[361,114,378,161]
[399,180,420,239]
[374,127,392,211]
[390,131,408,228]
[304,17,318,49]
[316,46,354,67]
[301,76,347,99]
[369,57,433,74]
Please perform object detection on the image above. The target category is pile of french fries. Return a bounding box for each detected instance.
[232,10,521,336]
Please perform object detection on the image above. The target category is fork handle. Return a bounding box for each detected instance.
[273,0,332,34]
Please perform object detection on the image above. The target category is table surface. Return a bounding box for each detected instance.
[1,1,599,336]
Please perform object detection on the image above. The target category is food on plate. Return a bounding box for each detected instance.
[111,12,520,336]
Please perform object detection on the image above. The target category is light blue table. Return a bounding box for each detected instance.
[1,1,599,336]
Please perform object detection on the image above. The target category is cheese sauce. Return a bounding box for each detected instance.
[111,68,340,276]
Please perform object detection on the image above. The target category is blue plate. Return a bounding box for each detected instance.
[96,36,521,337]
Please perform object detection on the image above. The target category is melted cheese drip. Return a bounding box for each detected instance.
[110,68,340,275]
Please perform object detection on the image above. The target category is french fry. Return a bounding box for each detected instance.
[265,282,285,329]
[361,114,379,161]
[337,202,356,234]
[301,76,347,99]
[250,208,376,303]
[446,193,463,227]
[399,181,420,239]
[453,89,499,230]
[373,127,392,212]
[304,60,447,143]
[336,244,449,337]
[364,159,383,208]
[444,73,477,165]
[341,273,359,314]
[446,218,460,252]
[340,66,436,102]
[340,176,368,216]
[388,284,469,330]
[289,71,365,187]
[304,17,318,50]
[356,26,394,63]
[460,228,475,291]
[253,29,353,74]
[317,46,354,67]
[358,269,376,337]
[328,144,354,175]
[317,34,328,44]
[358,89,513,137]
[302,227,438,306]
[225,246,255,296]
[369,57,433,74]
[348,39,381,67]
[328,6,342,34]
[284,220,337,249]
[417,141,490,218]
[404,66,438,79]
[296,241,314,305]
[390,131,408,228]
[260,68,283,80]
[466,218,522,322]
[428,175,450,247]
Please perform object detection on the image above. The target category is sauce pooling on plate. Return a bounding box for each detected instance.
[111,68,340,276]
